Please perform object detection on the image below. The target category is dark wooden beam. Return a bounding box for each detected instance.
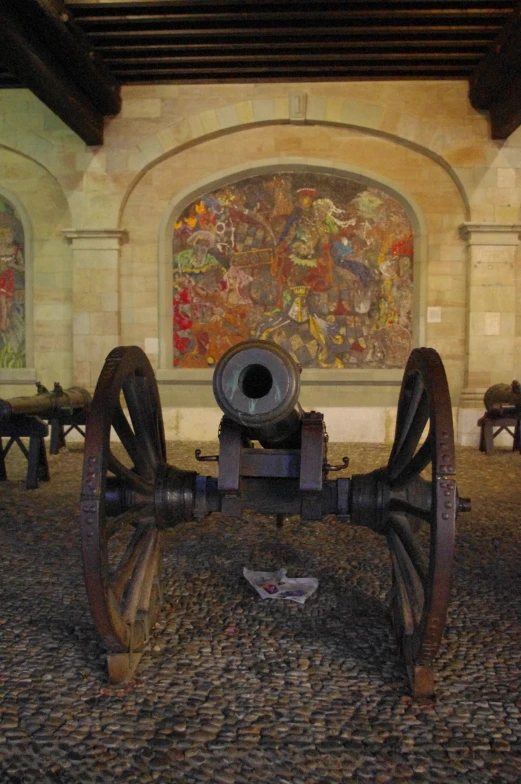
[0,0,121,145]
[32,0,121,116]
[469,2,521,138]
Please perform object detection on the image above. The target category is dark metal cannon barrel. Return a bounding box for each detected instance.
[484,379,521,415]
[212,340,303,448]
[0,382,91,423]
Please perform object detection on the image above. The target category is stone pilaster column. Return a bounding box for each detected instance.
[63,229,128,388]
[459,223,521,406]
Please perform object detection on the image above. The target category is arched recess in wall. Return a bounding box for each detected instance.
[0,147,73,391]
[0,186,32,372]
[158,160,428,375]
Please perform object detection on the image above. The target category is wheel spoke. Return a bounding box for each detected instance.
[105,505,154,540]
[389,498,432,525]
[388,528,425,630]
[388,433,433,491]
[123,376,163,479]
[112,403,153,478]
[388,389,430,483]
[107,451,154,495]
[111,521,154,602]
[388,514,428,581]
[121,528,161,625]
[388,373,424,469]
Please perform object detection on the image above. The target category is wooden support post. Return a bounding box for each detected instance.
[0,416,50,489]
[478,413,521,456]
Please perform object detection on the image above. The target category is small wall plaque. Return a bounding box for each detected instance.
[289,92,307,122]
[427,307,442,323]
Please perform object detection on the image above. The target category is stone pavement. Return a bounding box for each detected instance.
[0,441,520,783]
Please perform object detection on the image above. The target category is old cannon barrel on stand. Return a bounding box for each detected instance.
[212,340,304,448]
[79,340,470,696]
[0,382,91,488]
[0,383,91,423]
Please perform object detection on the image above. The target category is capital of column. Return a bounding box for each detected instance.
[459,222,521,246]
[62,228,128,250]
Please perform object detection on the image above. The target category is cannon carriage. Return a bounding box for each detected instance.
[0,382,91,487]
[79,340,470,698]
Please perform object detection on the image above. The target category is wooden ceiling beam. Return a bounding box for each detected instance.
[68,5,513,24]
[64,0,515,6]
[0,0,121,145]
[97,38,490,53]
[112,63,471,77]
[469,2,521,138]
[106,52,479,65]
[32,0,121,116]
[84,25,505,42]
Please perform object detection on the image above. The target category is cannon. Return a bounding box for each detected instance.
[0,382,91,487]
[79,341,470,697]
[484,380,521,417]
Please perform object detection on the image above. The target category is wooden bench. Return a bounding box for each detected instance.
[477,412,521,456]
[0,415,50,489]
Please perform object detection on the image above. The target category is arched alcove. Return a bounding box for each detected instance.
[0,187,31,369]
[119,121,466,438]
[161,164,422,374]
[0,148,73,394]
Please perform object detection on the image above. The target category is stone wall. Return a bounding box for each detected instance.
[0,82,519,443]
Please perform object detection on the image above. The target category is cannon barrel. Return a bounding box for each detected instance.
[212,340,304,448]
[484,379,521,415]
[0,383,91,423]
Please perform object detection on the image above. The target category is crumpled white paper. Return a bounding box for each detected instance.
[243,567,318,604]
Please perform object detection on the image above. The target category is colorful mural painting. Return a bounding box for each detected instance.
[0,196,25,368]
[172,172,413,369]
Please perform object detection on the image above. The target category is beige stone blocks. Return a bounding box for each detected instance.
[460,223,521,399]
[468,351,514,379]
[470,284,515,313]
[467,370,495,389]
[74,335,120,387]
[0,82,520,436]
[122,99,162,120]
[495,205,520,224]
[100,292,119,312]
[428,274,466,307]
[445,146,487,167]
[340,100,384,130]
[157,120,193,152]
[63,230,127,388]
[236,101,255,125]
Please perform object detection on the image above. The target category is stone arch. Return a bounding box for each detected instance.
[158,158,428,370]
[0,185,32,369]
[0,147,73,391]
[118,95,471,226]
[119,120,467,399]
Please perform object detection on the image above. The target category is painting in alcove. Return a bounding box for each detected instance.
[0,196,25,367]
[172,172,413,369]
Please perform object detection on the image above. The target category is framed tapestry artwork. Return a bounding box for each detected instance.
[0,195,25,368]
[172,171,413,370]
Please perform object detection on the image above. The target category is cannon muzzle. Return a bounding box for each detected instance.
[212,340,303,448]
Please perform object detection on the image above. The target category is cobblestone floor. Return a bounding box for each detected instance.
[0,441,520,783]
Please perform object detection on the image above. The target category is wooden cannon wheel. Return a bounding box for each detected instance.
[79,346,166,684]
[385,347,459,699]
